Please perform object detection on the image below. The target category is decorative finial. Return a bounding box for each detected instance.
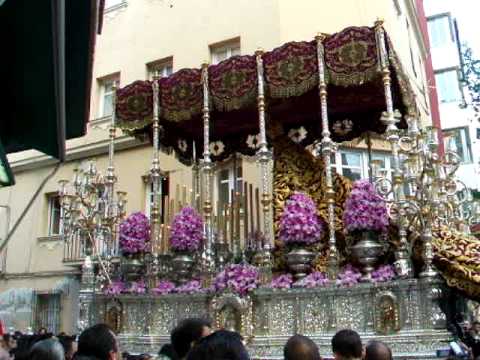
[152,69,160,81]
[315,32,327,42]
[375,18,385,28]
[255,47,264,56]
[201,62,209,69]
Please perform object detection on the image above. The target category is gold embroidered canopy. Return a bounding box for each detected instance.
[115,25,416,164]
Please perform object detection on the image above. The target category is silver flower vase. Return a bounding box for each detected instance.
[121,254,144,282]
[171,252,195,284]
[351,230,383,282]
[286,248,315,280]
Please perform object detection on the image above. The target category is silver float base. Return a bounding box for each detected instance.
[88,278,452,359]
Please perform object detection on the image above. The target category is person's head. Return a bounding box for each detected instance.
[171,318,211,359]
[159,343,179,360]
[284,334,321,360]
[473,321,480,333]
[38,327,47,335]
[331,330,362,360]
[77,323,118,360]
[186,330,249,360]
[365,341,392,360]
[58,335,77,360]
[30,338,65,360]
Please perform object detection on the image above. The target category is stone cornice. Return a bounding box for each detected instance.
[0,269,80,280]
[10,135,147,173]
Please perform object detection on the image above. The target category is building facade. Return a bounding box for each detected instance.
[0,0,432,334]
[425,0,480,192]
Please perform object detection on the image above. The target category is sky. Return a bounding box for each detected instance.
[450,1,480,56]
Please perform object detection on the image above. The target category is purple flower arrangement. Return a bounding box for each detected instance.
[176,280,205,294]
[296,271,330,288]
[214,264,259,296]
[151,280,176,295]
[125,280,147,294]
[278,192,324,245]
[103,280,125,296]
[371,264,396,283]
[336,264,362,286]
[269,274,294,289]
[343,180,389,234]
[119,212,151,255]
[169,206,204,252]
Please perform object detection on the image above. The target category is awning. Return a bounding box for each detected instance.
[0,0,102,185]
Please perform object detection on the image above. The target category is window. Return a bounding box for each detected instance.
[210,38,240,65]
[330,150,393,182]
[98,76,119,118]
[217,162,243,210]
[427,14,454,48]
[443,127,472,163]
[435,69,461,103]
[477,128,480,140]
[34,293,61,334]
[48,195,62,236]
[147,58,173,80]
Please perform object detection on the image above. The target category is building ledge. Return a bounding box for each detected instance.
[104,1,128,14]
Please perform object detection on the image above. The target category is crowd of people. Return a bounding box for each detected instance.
[0,318,479,359]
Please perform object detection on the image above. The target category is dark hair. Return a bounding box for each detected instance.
[331,329,362,359]
[171,318,211,358]
[186,330,249,360]
[365,341,392,360]
[76,324,117,360]
[30,338,65,360]
[159,343,179,360]
[284,334,321,360]
[58,335,76,360]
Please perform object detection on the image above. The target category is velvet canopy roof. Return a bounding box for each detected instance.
[115,26,416,164]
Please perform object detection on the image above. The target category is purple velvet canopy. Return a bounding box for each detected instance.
[115,26,415,164]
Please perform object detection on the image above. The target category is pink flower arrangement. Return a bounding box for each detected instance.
[371,264,396,283]
[278,192,324,245]
[269,274,294,289]
[151,280,176,295]
[343,180,389,234]
[119,212,151,254]
[336,264,362,286]
[296,271,330,288]
[176,280,205,294]
[169,206,204,252]
[214,264,259,296]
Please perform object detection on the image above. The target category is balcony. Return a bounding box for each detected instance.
[63,233,119,264]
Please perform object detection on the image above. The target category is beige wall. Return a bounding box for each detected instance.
[0,0,430,333]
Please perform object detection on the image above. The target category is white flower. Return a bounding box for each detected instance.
[288,126,307,143]
[178,139,188,152]
[332,119,353,136]
[209,141,225,156]
[246,134,261,149]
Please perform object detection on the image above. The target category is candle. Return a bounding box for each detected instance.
[235,192,241,250]
[255,188,260,233]
[249,183,254,234]
[193,141,196,163]
[182,185,187,207]
[175,184,180,212]
[243,182,249,246]
[189,189,193,207]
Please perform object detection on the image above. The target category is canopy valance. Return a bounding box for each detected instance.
[115,25,416,164]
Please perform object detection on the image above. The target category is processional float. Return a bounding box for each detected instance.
[58,21,480,358]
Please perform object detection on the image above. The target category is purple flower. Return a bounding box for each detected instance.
[125,280,147,294]
[336,264,362,286]
[296,271,330,288]
[175,280,206,294]
[151,280,176,295]
[170,206,204,252]
[279,192,324,245]
[103,280,125,296]
[371,264,396,283]
[343,180,389,233]
[269,274,294,289]
[214,264,259,296]
[119,212,151,254]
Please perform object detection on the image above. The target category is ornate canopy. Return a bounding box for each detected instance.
[115,26,416,164]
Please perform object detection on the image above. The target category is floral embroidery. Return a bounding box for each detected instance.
[177,139,188,153]
[209,141,225,156]
[246,134,261,149]
[288,127,307,143]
